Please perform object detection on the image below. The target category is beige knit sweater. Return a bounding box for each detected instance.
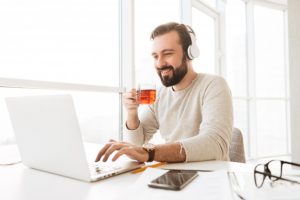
[124,73,233,162]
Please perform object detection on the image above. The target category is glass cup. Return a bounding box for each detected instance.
[137,83,156,105]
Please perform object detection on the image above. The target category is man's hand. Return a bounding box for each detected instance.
[95,139,149,162]
[123,89,140,130]
[123,89,139,112]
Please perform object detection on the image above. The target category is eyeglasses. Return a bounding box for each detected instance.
[254,160,300,188]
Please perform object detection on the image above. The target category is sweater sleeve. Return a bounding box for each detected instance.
[180,76,233,162]
[123,104,159,145]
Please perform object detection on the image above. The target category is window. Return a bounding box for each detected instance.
[226,0,247,97]
[226,0,249,155]
[253,3,289,157]
[191,0,223,75]
[0,0,119,86]
[0,0,121,145]
[192,6,217,74]
[226,0,289,158]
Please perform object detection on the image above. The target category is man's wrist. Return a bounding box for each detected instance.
[142,143,156,162]
[127,109,138,117]
[126,110,139,130]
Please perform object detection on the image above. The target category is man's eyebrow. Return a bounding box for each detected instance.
[162,49,175,53]
[151,52,157,56]
[151,49,175,56]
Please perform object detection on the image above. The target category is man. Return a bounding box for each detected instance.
[95,22,233,163]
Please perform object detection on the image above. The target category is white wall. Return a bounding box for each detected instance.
[288,0,300,163]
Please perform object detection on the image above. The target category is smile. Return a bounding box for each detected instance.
[160,68,172,76]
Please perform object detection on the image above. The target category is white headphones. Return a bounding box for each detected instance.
[185,25,200,60]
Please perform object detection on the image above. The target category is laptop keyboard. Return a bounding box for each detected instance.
[89,162,122,175]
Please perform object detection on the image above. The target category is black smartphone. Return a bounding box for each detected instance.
[148,170,198,191]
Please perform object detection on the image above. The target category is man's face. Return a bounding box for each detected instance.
[151,31,189,87]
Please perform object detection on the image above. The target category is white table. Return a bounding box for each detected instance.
[0,144,253,200]
[0,163,254,200]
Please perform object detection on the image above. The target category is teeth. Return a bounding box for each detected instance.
[161,69,171,76]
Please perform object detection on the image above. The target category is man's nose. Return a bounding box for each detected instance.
[155,57,167,68]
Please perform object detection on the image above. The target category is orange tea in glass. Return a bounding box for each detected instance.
[137,84,156,104]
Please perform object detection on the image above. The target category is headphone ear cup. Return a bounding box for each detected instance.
[187,34,200,60]
[185,25,200,60]
[187,45,193,60]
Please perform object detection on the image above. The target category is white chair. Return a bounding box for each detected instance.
[229,128,246,163]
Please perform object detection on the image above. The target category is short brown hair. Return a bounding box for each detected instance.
[150,22,194,58]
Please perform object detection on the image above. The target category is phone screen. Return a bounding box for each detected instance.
[148,170,198,190]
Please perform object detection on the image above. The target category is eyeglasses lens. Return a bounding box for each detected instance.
[268,160,282,181]
[254,164,265,187]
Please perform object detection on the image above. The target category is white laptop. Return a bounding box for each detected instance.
[5,94,143,182]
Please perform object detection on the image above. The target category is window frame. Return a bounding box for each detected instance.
[245,0,289,158]
[183,0,225,75]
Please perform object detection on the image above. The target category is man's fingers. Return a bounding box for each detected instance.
[123,98,137,105]
[111,147,136,161]
[95,140,144,163]
[123,89,140,111]
[123,96,137,104]
[102,143,127,162]
[112,148,129,161]
[123,90,137,100]
[95,142,114,162]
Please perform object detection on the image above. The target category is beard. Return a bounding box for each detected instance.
[157,57,188,87]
